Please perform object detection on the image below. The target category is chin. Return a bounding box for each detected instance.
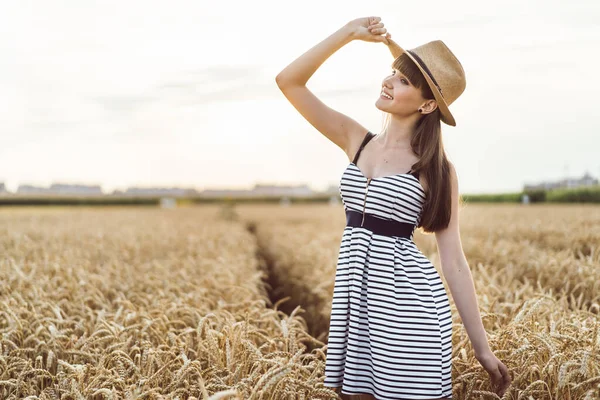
[375,99,388,111]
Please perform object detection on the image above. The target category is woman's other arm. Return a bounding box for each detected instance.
[435,161,511,396]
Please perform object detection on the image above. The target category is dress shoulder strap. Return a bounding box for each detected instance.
[352,131,375,164]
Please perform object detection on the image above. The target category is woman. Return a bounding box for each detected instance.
[275,16,511,400]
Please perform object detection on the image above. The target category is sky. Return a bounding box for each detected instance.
[1,0,599,194]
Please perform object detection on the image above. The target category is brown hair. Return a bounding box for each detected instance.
[380,53,463,233]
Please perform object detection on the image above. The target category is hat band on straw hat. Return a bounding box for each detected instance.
[406,50,444,98]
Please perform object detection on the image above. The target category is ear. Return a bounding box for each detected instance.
[421,99,438,114]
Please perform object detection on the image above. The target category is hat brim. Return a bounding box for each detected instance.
[387,38,456,127]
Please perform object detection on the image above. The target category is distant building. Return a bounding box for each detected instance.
[16,183,102,195]
[201,183,315,198]
[119,187,198,197]
[524,171,599,191]
[7,181,339,199]
[252,184,313,196]
[50,183,103,195]
[17,184,52,194]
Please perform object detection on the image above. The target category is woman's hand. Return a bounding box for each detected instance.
[346,16,392,45]
[475,350,512,396]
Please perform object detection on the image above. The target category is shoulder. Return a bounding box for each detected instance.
[443,161,459,203]
[448,161,459,188]
[345,128,374,162]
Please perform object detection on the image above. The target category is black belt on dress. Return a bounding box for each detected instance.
[345,209,415,239]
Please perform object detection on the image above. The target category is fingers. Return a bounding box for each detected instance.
[491,365,503,390]
[368,22,385,33]
[500,363,512,387]
[378,36,390,45]
[366,16,389,43]
[497,362,510,382]
[368,26,387,35]
[492,363,512,395]
[370,28,387,35]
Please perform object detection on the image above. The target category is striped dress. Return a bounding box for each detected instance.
[323,131,453,399]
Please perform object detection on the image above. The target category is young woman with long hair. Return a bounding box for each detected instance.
[275,16,511,400]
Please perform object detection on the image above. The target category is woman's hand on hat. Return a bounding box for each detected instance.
[347,16,391,45]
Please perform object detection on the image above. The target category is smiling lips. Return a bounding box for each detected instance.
[380,91,393,100]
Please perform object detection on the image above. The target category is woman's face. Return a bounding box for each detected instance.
[375,68,427,117]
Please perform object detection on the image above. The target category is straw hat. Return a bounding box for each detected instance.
[386,38,466,126]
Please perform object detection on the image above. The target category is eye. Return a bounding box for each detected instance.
[391,70,408,85]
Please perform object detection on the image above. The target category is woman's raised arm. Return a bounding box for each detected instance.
[275,17,390,158]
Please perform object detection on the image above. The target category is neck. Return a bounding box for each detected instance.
[378,114,419,148]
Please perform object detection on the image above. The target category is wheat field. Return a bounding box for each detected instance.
[1,203,599,399]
